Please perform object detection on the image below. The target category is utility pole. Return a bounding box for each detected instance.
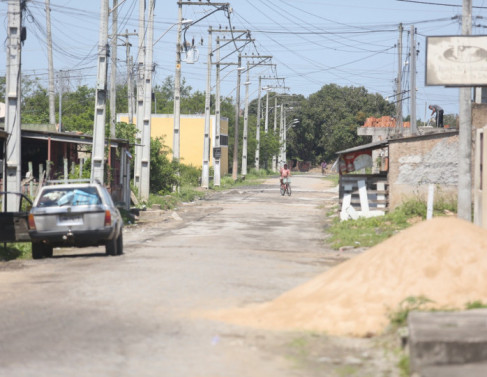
[58,71,63,131]
[255,76,262,171]
[123,30,135,124]
[5,0,23,210]
[232,53,242,181]
[134,0,145,190]
[202,26,213,188]
[139,0,154,200]
[109,0,118,139]
[458,0,472,221]
[280,103,284,166]
[242,61,250,176]
[91,0,109,184]
[173,1,230,166]
[172,1,183,163]
[410,25,417,135]
[272,96,278,171]
[214,36,222,186]
[46,0,56,128]
[264,88,270,133]
[396,23,403,130]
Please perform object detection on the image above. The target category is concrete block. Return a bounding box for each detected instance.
[408,310,487,376]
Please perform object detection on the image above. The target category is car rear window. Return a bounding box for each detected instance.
[37,187,101,207]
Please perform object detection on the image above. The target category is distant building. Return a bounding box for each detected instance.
[117,114,229,175]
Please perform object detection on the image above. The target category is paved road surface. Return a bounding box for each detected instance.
[0,174,397,377]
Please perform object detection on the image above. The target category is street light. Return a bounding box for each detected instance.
[153,19,192,46]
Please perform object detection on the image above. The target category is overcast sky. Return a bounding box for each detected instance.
[2,0,484,120]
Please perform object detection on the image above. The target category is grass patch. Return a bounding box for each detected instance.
[465,300,487,310]
[398,354,410,377]
[388,295,435,328]
[0,243,32,261]
[327,196,457,250]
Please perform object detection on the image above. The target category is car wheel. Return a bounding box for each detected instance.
[116,232,123,255]
[32,243,46,259]
[105,237,118,256]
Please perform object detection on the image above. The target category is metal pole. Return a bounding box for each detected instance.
[410,25,417,135]
[172,2,183,162]
[139,0,154,200]
[46,0,56,128]
[91,0,110,184]
[232,53,242,180]
[109,0,118,139]
[242,61,250,176]
[134,0,145,191]
[213,36,221,186]
[201,27,212,188]
[255,76,262,171]
[458,0,473,221]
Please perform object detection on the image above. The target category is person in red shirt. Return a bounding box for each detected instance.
[280,163,291,187]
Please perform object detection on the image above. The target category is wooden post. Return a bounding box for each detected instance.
[28,162,34,197]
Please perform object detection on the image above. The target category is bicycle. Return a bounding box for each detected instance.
[280,177,292,196]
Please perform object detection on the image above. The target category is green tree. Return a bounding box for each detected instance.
[288,84,394,163]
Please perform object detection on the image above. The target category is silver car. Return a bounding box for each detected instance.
[28,182,123,259]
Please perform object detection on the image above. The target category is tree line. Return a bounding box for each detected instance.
[1,75,406,182]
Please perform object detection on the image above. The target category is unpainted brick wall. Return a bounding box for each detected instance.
[388,133,459,209]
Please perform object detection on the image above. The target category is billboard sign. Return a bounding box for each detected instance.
[425,35,487,86]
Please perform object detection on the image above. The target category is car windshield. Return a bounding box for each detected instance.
[37,187,101,207]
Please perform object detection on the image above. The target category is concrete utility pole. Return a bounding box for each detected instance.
[410,25,417,135]
[255,76,262,171]
[280,103,284,165]
[201,27,213,188]
[213,36,222,186]
[91,0,110,184]
[123,30,136,124]
[46,0,56,128]
[139,0,154,200]
[5,0,23,210]
[272,96,278,171]
[172,1,183,163]
[232,53,242,181]
[458,0,473,221]
[109,0,118,139]
[396,23,403,130]
[264,88,270,134]
[134,0,145,190]
[242,61,250,176]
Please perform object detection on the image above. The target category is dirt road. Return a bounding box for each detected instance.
[0,174,398,377]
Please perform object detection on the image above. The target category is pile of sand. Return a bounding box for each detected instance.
[206,217,487,337]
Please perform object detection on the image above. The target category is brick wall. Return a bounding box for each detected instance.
[388,132,459,209]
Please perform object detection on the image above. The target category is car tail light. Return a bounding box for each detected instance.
[104,210,111,226]
[28,214,36,230]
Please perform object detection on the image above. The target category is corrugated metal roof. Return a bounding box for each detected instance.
[336,140,388,155]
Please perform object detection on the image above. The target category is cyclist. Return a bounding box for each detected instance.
[280,163,291,187]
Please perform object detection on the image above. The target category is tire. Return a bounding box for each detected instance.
[116,232,123,255]
[287,183,292,196]
[32,243,46,259]
[280,185,285,196]
[105,237,118,256]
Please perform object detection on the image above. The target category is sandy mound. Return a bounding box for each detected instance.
[206,217,487,337]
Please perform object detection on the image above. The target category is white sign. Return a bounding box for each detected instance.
[426,35,487,86]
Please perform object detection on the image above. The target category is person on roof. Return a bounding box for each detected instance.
[429,104,444,128]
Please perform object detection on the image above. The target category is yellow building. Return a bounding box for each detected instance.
[117,114,229,175]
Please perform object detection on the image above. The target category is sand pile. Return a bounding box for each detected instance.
[206,217,487,337]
